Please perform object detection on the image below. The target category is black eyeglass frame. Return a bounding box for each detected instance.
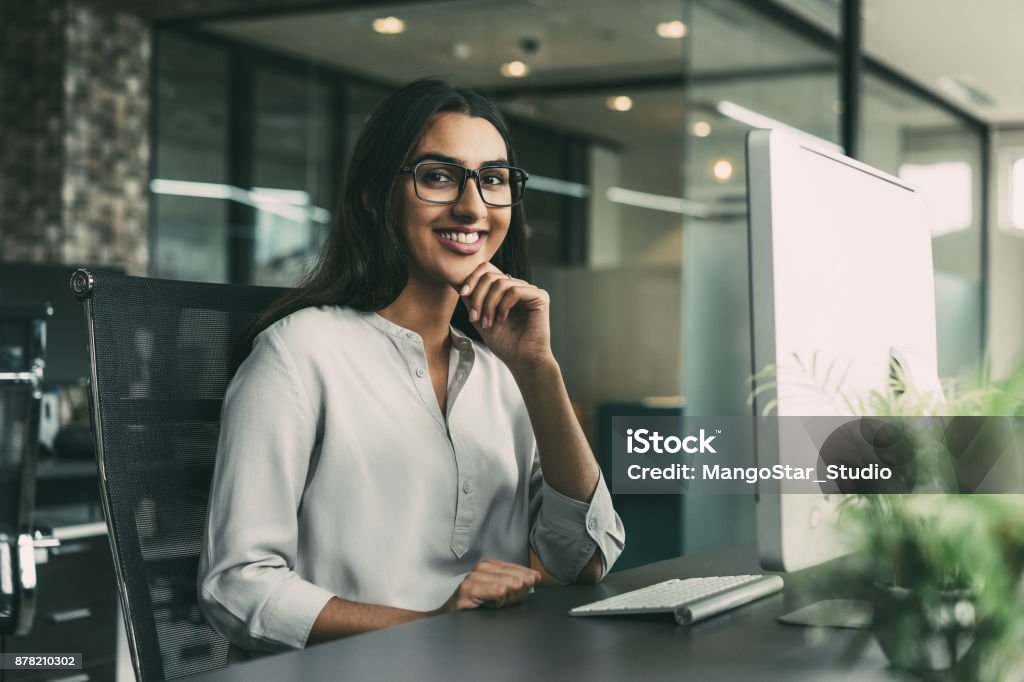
[397,161,530,208]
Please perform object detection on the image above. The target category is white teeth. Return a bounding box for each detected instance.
[439,231,481,244]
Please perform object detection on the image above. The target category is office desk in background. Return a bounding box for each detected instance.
[0,519,127,682]
[191,543,899,682]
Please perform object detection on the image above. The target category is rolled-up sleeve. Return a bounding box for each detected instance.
[527,454,625,583]
[198,327,335,652]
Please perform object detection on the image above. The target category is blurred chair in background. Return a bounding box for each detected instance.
[0,304,51,637]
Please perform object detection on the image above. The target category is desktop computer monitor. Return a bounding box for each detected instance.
[746,129,942,571]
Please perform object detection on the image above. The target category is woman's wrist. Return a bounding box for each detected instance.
[507,353,559,382]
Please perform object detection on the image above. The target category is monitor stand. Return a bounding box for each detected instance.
[778,600,872,629]
[777,347,942,632]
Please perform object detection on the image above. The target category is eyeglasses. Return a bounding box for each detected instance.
[398,161,529,208]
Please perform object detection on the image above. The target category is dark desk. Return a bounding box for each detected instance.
[192,543,898,682]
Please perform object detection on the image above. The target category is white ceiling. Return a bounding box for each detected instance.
[778,0,1024,124]
[205,0,1024,126]
[208,0,686,90]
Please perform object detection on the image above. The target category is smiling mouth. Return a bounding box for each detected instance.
[436,230,483,244]
[433,229,487,255]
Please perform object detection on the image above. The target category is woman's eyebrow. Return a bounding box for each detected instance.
[411,152,510,167]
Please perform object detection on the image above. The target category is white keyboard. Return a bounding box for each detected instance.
[569,574,784,625]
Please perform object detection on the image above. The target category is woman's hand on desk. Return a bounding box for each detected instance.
[307,560,540,645]
[436,559,542,613]
[459,264,553,375]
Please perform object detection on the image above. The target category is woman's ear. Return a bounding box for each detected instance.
[362,191,376,217]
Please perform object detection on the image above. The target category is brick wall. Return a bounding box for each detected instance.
[0,1,67,263]
[62,2,150,272]
[0,0,149,274]
[1,0,359,275]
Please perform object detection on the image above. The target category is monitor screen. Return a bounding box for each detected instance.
[746,129,939,571]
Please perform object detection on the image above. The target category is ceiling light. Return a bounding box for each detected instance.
[500,61,529,78]
[713,159,734,182]
[656,20,687,39]
[452,42,472,60]
[691,121,712,137]
[607,96,633,112]
[372,16,405,34]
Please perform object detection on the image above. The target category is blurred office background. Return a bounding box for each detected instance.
[3,0,1024,623]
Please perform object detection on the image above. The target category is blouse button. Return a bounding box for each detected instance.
[463,480,472,494]
[406,331,416,339]
[587,518,598,531]
[415,368,426,378]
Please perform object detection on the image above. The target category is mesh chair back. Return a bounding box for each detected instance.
[73,270,286,681]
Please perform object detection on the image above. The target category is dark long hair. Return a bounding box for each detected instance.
[239,78,530,361]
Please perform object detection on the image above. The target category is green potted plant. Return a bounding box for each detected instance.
[839,493,1024,677]
[751,357,1024,679]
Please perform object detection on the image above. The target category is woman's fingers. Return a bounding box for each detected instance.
[473,559,542,584]
[458,263,502,302]
[464,575,530,608]
[461,266,510,326]
[459,264,542,329]
[457,263,490,297]
[478,278,524,328]
[494,285,546,326]
[452,559,542,610]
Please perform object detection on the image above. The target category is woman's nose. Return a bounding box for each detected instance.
[451,176,488,222]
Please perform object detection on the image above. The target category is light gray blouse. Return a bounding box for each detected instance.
[197,306,625,652]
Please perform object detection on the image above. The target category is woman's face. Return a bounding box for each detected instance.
[392,112,513,290]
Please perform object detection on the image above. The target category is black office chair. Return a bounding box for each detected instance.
[72,269,286,681]
[0,304,50,637]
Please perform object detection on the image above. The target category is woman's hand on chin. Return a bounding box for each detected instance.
[458,263,555,375]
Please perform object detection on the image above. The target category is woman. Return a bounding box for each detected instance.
[198,78,625,653]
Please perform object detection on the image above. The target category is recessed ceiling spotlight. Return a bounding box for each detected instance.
[452,42,472,60]
[500,61,529,78]
[372,16,405,34]
[606,95,633,112]
[713,159,734,182]
[691,120,712,137]
[656,20,687,39]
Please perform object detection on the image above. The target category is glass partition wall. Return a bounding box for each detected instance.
[678,0,986,552]
[860,74,985,379]
[152,33,230,283]
[680,0,843,553]
[151,0,989,560]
